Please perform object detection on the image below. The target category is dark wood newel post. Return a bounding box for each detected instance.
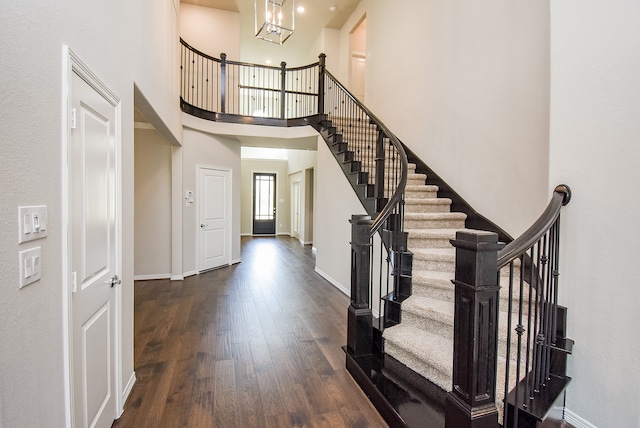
[445,230,504,428]
[220,53,227,114]
[280,61,287,119]
[318,53,326,115]
[374,131,385,202]
[347,214,373,357]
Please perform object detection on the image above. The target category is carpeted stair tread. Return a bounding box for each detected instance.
[385,322,523,423]
[411,271,531,310]
[405,212,466,220]
[405,198,452,213]
[398,295,533,359]
[383,324,453,391]
[405,213,467,230]
[411,248,456,272]
[406,228,461,239]
[401,296,454,339]
[405,197,452,205]
[405,184,439,193]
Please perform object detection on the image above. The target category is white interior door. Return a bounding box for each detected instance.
[70,70,119,428]
[198,167,231,271]
[351,55,366,102]
[291,180,301,240]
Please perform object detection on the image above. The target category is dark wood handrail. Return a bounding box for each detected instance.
[180,38,221,63]
[180,38,319,72]
[324,70,408,236]
[497,184,571,269]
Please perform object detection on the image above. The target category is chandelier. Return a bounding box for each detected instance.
[254,0,295,45]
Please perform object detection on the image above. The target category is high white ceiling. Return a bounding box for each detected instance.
[180,0,360,30]
[180,0,361,66]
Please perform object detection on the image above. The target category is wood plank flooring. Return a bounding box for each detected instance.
[113,236,388,428]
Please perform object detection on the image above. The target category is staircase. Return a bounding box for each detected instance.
[315,112,574,427]
[178,43,574,428]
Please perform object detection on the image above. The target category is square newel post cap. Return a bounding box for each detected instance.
[450,230,504,252]
[450,230,505,288]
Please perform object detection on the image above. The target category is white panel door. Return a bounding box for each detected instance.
[351,56,366,102]
[291,180,301,240]
[70,71,118,428]
[198,167,231,271]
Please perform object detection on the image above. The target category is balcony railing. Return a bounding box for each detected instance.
[180,39,320,122]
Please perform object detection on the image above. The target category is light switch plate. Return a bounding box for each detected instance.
[18,205,48,243]
[19,246,42,288]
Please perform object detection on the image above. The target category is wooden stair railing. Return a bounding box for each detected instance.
[446,185,574,428]
[310,64,411,358]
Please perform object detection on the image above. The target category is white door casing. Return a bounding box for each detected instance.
[63,47,122,428]
[197,166,231,272]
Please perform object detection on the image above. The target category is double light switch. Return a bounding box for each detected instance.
[19,205,48,243]
[19,247,41,288]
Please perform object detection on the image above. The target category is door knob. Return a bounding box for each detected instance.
[200,224,206,228]
[108,275,121,288]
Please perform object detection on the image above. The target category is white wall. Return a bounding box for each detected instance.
[182,125,242,273]
[240,159,290,235]
[549,1,640,426]
[134,127,173,278]
[314,140,367,295]
[0,0,180,426]
[180,4,240,59]
[307,28,341,69]
[339,0,551,237]
[135,0,183,145]
[287,148,317,174]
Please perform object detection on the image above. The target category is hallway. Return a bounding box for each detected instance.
[113,236,387,427]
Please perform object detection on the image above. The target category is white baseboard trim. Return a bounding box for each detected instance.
[312,246,317,253]
[564,409,597,428]
[314,267,350,297]
[120,371,136,415]
[241,232,252,236]
[183,270,198,278]
[134,274,171,281]
[546,405,564,423]
[231,258,241,265]
[170,274,184,281]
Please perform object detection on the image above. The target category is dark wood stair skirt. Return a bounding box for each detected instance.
[344,347,446,428]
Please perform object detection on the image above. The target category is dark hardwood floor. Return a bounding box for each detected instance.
[113,236,388,428]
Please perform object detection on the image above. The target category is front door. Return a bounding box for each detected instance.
[198,167,231,271]
[70,70,119,428]
[253,173,276,235]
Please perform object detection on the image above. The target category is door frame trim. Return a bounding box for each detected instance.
[195,164,232,272]
[61,45,124,427]
[251,169,280,235]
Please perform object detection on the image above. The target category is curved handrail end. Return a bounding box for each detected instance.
[555,184,572,206]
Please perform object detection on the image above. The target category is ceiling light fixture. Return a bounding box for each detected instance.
[254,0,295,45]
